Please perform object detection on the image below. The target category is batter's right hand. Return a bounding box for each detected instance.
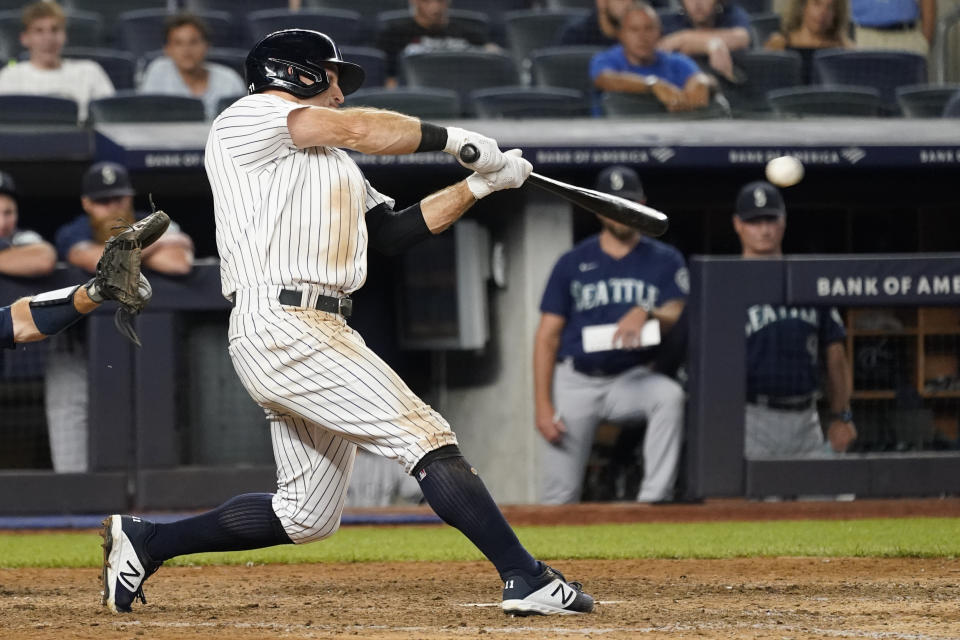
[535,405,566,444]
[444,126,506,173]
[465,149,532,200]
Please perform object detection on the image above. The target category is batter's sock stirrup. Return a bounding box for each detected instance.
[100,515,163,613]
[145,493,292,562]
[501,564,595,616]
[414,446,540,579]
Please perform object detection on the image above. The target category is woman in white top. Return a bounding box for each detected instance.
[0,1,114,123]
[139,13,246,120]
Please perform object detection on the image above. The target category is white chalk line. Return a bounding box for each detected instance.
[109,619,954,639]
[460,600,626,607]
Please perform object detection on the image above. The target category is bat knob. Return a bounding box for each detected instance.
[459,144,480,164]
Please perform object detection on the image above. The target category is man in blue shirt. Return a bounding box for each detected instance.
[533,166,687,504]
[659,0,751,81]
[851,0,933,55]
[733,181,857,457]
[590,1,713,115]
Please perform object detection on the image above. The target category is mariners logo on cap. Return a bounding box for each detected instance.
[101,166,117,185]
[753,187,767,208]
[610,170,625,191]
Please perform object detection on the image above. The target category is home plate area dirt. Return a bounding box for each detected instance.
[2,557,959,639]
[2,500,960,639]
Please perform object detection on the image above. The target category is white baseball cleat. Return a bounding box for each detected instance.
[501,563,594,616]
[100,515,162,613]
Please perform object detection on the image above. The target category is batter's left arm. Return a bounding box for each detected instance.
[825,341,856,452]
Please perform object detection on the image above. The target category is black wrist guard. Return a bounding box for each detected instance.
[416,122,447,152]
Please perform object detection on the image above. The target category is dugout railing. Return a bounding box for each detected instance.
[687,255,960,499]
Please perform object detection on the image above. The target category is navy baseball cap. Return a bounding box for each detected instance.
[82,162,136,199]
[595,165,645,202]
[0,170,16,202]
[735,181,785,220]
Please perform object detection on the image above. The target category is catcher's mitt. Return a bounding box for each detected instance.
[85,202,171,346]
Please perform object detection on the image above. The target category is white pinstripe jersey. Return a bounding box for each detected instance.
[204,94,395,301]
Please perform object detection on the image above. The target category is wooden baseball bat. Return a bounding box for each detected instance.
[459,144,669,237]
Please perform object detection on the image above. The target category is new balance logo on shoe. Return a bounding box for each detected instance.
[551,583,574,605]
[119,560,142,591]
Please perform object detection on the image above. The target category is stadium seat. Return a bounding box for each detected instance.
[246,9,364,48]
[305,0,405,44]
[401,50,519,105]
[602,91,731,119]
[896,84,960,118]
[545,0,595,9]
[530,46,604,95]
[504,9,589,64]
[349,87,461,119]
[446,0,534,46]
[468,86,587,118]
[118,9,235,59]
[185,0,289,25]
[748,12,781,48]
[215,93,245,116]
[943,89,960,116]
[377,9,491,44]
[720,49,802,115]
[767,85,882,117]
[0,95,79,124]
[813,50,927,114]
[88,92,206,123]
[341,46,388,89]
[64,0,167,44]
[62,47,137,91]
[204,47,248,79]
[737,0,773,13]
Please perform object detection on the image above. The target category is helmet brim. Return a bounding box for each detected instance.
[336,61,364,96]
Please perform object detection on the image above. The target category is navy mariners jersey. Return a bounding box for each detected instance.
[540,235,689,374]
[1,305,13,349]
[745,305,846,396]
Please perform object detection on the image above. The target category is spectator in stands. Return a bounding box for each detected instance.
[733,181,857,458]
[0,170,56,278]
[764,0,852,84]
[534,165,686,504]
[556,0,633,47]
[591,1,713,115]
[850,0,933,55]
[658,0,751,82]
[45,162,193,473]
[0,1,114,122]
[139,13,246,120]
[375,0,495,88]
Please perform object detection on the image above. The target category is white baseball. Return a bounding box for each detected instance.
[765,156,804,187]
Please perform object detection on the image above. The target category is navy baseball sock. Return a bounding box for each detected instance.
[414,446,540,580]
[145,493,292,562]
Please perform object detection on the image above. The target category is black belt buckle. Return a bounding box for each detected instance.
[279,288,352,318]
[337,297,353,318]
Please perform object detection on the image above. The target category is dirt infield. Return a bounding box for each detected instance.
[2,499,959,640]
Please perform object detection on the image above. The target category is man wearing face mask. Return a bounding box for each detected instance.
[658,0,751,82]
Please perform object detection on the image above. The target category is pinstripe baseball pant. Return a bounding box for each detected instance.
[227,286,457,543]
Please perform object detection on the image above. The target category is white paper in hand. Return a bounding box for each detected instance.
[581,320,660,353]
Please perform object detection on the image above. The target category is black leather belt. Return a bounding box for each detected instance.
[746,393,815,411]
[867,21,916,30]
[278,288,353,318]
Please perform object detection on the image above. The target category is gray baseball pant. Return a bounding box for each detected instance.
[744,404,825,458]
[540,359,684,504]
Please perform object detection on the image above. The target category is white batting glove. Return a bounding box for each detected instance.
[444,126,507,173]
[465,149,532,200]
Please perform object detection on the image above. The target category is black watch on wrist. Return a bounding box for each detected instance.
[829,409,853,423]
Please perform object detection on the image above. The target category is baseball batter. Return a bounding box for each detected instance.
[534,166,687,504]
[101,29,593,617]
[733,181,857,458]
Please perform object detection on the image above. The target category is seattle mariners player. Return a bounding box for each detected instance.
[101,29,594,617]
[733,181,857,457]
[534,166,686,504]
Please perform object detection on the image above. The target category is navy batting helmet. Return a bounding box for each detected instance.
[245,29,365,98]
